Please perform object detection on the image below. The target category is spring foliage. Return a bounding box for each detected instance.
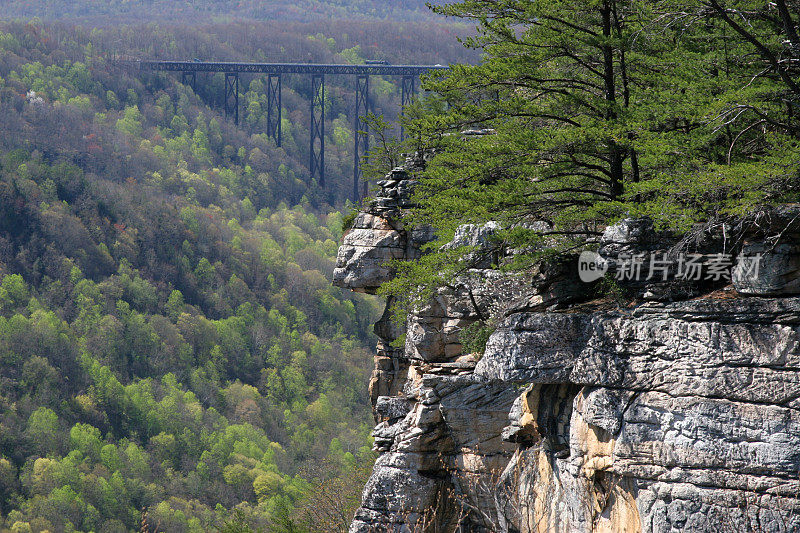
[0,17,475,532]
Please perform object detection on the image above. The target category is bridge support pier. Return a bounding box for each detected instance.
[181,71,197,92]
[224,73,239,125]
[400,75,416,141]
[136,60,445,196]
[267,74,282,147]
[310,74,325,186]
[353,74,370,202]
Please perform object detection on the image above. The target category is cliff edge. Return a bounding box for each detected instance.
[333,158,800,532]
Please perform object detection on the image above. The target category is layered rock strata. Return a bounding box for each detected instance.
[333,161,800,532]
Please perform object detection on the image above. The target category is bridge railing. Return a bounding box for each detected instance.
[137,60,446,77]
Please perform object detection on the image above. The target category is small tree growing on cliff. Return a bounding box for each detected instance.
[293,459,374,533]
[358,112,405,183]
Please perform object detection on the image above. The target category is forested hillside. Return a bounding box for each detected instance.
[0,17,468,532]
[4,1,436,23]
[1,19,473,205]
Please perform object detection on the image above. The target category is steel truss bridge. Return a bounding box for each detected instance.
[131,60,447,201]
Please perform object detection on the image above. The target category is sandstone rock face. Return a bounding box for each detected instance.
[334,160,800,532]
[332,156,433,295]
[479,299,800,532]
[733,242,800,295]
[332,213,406,293]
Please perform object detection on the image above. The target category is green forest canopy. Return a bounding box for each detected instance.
[0,16,473,532]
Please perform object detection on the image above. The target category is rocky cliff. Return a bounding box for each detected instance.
[333,158,800,532]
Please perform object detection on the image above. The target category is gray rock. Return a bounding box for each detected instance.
[574,386,632,436]
[375,396,412,422]
[476,312,589,382]
[332,156,800,532]
[733,242,800,295]
[332,213,405,293]
[443,221,501,269]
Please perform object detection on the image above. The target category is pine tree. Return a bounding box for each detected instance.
[385,0,671,308]
[382,0,800,312]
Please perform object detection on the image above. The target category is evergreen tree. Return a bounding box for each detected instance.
[382,0,800,312]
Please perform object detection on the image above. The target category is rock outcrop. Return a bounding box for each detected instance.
[333,159,800,532]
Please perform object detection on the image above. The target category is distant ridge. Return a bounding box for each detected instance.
[3,0,439,23]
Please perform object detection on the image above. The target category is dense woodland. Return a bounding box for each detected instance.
[8,0,797,530]
[0,13,472,533]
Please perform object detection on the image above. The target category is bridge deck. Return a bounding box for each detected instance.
[136,60,447,76]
